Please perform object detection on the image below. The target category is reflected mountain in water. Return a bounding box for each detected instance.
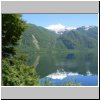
[47,69,79,80]
[33,52,98,78]
[29,51,98,86]
[46,69,95,80]
[40,68,98,86]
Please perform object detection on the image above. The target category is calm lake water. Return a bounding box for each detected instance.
[29,51,98,86]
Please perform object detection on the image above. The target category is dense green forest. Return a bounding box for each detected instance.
[2,14,98,86]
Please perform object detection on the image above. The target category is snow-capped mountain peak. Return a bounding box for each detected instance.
[46,24,76,34]
[46,24,96,34]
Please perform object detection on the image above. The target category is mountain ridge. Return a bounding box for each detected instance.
[46,24,97,34]
[17,23,98,56]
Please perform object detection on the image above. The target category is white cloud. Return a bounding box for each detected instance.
[46,24,77,34]
[46,24,65,33]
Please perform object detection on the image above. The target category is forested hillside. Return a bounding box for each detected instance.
[18,24,98,55]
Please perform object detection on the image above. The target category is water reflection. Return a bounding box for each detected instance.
[66,53,75,59]
[28,51,98,86]
[33,55,40,67]
[46,69,94,80]
[40,68,98,86]
[32,52,98,78]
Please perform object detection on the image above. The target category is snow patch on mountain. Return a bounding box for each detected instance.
[46,24,96,34]
[46,24,77,34]
[46,24,65,34]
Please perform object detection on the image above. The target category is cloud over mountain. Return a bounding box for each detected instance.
[46,24,77,34]
[46,24,65,33]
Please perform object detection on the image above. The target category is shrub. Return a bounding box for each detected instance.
[2,55,39,86]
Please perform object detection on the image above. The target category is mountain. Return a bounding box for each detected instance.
[57,26,98,50]
[17,24,98,58]
[17,24,58,54]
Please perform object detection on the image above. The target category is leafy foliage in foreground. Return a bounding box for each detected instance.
[39,78,81,86]
[41,81,81,86]
[2,14,27,57]
[2,14,39,86]
[2,55,39,86]
[64,82,80,86]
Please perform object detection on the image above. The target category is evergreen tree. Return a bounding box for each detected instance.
[2,14,26,57]
[2,14,39,86]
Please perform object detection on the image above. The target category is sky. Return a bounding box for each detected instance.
[22,14,98,32]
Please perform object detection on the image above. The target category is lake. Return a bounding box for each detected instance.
[29,51,98,86]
